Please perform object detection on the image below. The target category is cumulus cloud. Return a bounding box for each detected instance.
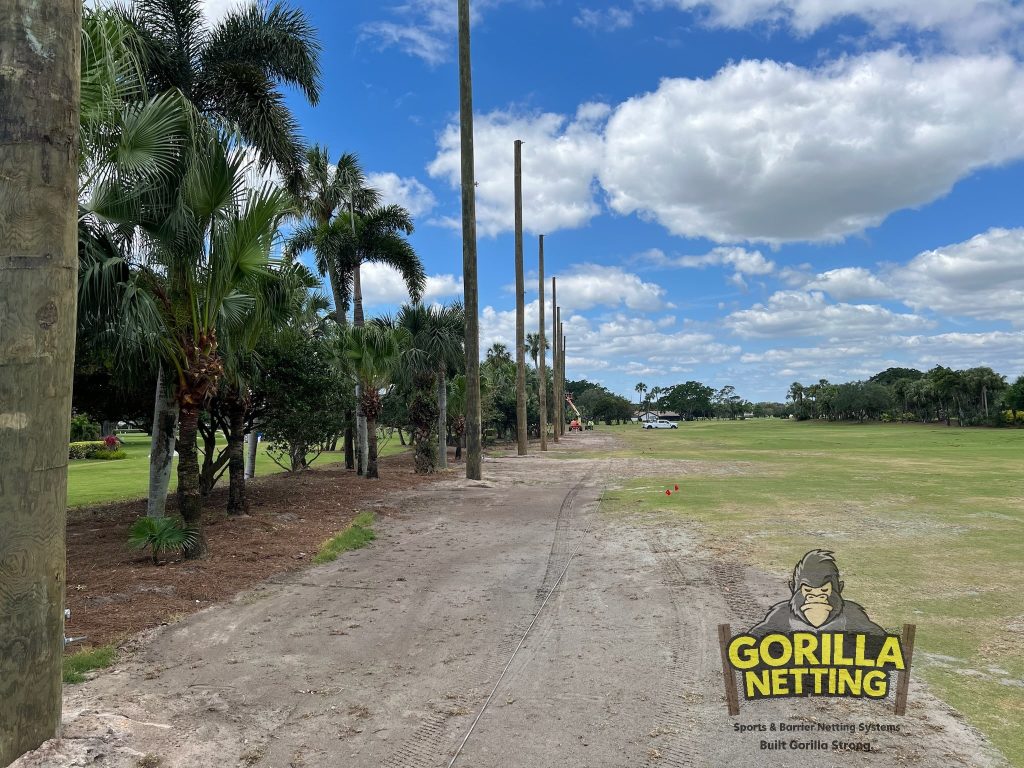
[805,267,895,301]
[480,305,737,379]
[428,106,608,237]
[892,228,1024,324]
[600,51,1024,243]
[725,290,932,339]
[643,246,775,275]
[360,263,463,307]
[537,263,668,313]
[648,0,1024,50]
[574,6,635,30]
[366,172,438,218]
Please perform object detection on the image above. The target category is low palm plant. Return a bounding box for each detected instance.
[128,517,198,564]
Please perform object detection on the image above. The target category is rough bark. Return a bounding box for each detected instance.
[438,369,448,470]
[397,427,406,446]
[366,418,380,479]
[458,0,482,480]
[0,3,79,758]
[344,421,354,469]
[147,366,178,518]
[226,396,247,514]
[176,407,208,558]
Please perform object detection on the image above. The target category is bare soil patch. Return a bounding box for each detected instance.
[65,451,442,648]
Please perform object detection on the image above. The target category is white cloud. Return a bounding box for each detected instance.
[574,6,635,30]
[600,51,1024,243]
[541,263,668,312]
[360,0,512,65]
[366,172,438,218]
[201,0,245,23]
[360,263,463,306]
[646,246,775,275]
[725,290,932,339]
[427,106,607,237]
[805,267,895,301]
[893,228,1024,324]
[648,0,1024,50]
[479,305,738,381]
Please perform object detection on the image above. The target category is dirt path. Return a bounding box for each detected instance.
[16,432,1009,768]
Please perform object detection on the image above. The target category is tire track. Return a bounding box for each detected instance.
[381,472,594,768]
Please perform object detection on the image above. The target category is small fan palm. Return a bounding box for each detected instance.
[128,517,199,564]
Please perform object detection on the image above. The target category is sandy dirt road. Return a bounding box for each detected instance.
[16,432,1009,768]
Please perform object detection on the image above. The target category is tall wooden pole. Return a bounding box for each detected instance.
[537,236,548,451]
[458,0,482,480]
[513,140,527,455]
[0,0,80,761]
[555,307,562,436]
[561,327,569,430]
[551,280,559,442]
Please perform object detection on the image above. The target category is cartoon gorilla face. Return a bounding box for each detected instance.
[787,549,845,628]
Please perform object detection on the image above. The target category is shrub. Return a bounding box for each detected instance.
[103,434,120,449]
[70,412,101,442]
[69,440,106,460]
[93,448,127,460]
[128,517,199,564]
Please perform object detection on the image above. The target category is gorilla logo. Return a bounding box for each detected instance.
[749,550,885,637]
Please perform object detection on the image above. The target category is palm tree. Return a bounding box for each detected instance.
[382,303,465,473]
[1,0,79,759]
[77,8,198,519]
[487,342,513,364]
[120,0,321,179]
[115,139,292,555]
[635,381,648,414]
[526,332,550,369]
[342,325,406,478]
[116,0,321,512]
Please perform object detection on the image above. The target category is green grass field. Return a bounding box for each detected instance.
[67,432,409,508]
[596,420,1024,766]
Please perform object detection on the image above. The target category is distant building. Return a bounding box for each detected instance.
[633,409,682,423]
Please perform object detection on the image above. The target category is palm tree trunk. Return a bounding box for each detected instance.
[513,139,527,456]
[366,417,380,479]
[458,0,482,480]
[148,365,178,518]
[227,397,247,514]
[177,406,208,558]
[353,262,368,474]
[0,2,79,759]
[344,422,354,469]
[199,416,218,497]
[438,369,448,470]
[245,430,258,478]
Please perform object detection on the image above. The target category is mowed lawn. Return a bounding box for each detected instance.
[596,420,1024,767]
[67,432,409,508]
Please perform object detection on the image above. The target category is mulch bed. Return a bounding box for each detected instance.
[65,452,443,649]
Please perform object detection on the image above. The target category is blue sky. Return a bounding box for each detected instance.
[212,0,1024,401]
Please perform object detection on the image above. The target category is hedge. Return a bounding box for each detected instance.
[69,441,126,460]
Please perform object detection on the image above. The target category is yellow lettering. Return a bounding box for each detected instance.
[729,636,759,670]
[838,668,862,695]
[761,634,792,667]
[863,670,889,698]
[793,633,819,666]
[876,637,905,670]
[771,667,791,695]
[833,634,854,666]
[745,670,771,697]
[854,634,875,667]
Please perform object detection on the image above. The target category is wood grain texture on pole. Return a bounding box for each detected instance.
[537,235,547,451]
[551,280,558,442]
[0,0,80,762]
[458,0,482,480]
[513,139,527,455]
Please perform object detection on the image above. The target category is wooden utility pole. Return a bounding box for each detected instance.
[551,280,558,442]
[555,306,562,436]
[458,0,482,480]
[0,0,80,762]
[537,236,548,451]
[561,326,567,430]
[513,139,527,455]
